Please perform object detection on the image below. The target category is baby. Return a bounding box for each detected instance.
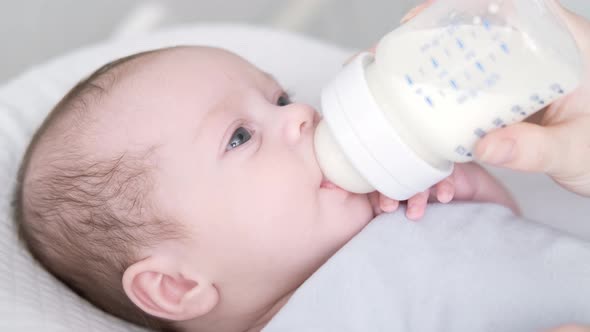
[13,46,517,332]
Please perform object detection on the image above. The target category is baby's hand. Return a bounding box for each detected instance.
[368,176,454,220]
[368,162,519,220]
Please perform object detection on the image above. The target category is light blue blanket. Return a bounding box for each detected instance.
[265,203,590,332]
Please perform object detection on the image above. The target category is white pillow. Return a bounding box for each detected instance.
[0,23,351,332]
[1,23,589,332]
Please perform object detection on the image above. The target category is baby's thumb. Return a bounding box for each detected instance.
[474,122,562,173]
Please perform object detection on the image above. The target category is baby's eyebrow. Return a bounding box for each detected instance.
[261,71,279,85]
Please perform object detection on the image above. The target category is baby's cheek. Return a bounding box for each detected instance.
[354,193,375,223]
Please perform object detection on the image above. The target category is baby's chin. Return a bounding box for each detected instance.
[318,185,373,234]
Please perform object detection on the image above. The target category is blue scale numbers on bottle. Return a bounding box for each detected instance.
[407,21,517,109]
[550,83,565,94]
[493,118,506,128]
[474,128,487,138]
[511,105,527,116]
[410,25,567,113]
[455,145,473,158]
[530,94,544,105]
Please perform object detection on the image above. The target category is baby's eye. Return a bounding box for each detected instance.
[226,127,252,150]
[276,92,292,107]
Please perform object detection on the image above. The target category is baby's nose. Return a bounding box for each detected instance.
[282,103,317,145]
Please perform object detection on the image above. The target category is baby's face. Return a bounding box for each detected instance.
[101,47,373,312]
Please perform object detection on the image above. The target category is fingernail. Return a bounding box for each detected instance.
[381,203,393,212]
[438,190,453,204]
[406,205,419,220]
[477,138,515,165]
[382,200,399,212]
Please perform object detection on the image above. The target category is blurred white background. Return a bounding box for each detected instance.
[1,0,588,84]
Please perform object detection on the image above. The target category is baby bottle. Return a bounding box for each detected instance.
[314,0,583,200]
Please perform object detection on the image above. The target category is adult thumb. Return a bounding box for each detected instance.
[474,122,562,174]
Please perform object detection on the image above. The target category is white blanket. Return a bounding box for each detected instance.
[265,203,590,332]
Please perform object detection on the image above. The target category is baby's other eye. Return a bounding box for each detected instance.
[227,127,252,151]
[277,92,292,107]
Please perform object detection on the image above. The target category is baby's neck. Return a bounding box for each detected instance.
[176,289,294,332]
[244,292,293,332]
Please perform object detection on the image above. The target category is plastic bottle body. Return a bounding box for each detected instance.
[314,0,583,200]
[366,22,581,163]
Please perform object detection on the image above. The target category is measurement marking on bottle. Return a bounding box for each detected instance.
[475,61,485,72]
[405,75,414,86]
[450,79,458,90]
[485,73,500,87]
[485,78,495,87]
[511,105,526,116]
[493,118,505,127]
[456,38,465,49]
[431,57,439,68]
[425,96,434,107]
[500,43,510,54]
[550,83,564,94]
[483,19,491,31]
[455,146,468,156]
[530,94,545,105]
[474,128,487,138]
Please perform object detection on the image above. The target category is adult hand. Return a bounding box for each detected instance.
[472,2,590,197]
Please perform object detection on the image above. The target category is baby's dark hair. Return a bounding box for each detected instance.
[13,48,183,331]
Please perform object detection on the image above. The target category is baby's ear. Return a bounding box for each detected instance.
[122,256,219,321]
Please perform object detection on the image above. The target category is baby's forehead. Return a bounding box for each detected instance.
[109,47,276,118]
[134,46,270,87]
[105,47,272,116]
[86,47,275,151]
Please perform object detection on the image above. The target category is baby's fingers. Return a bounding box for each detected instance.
[380,194,400,213]
[433,175,455,203]
[406,190,430,220]
[368,192,382,216]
